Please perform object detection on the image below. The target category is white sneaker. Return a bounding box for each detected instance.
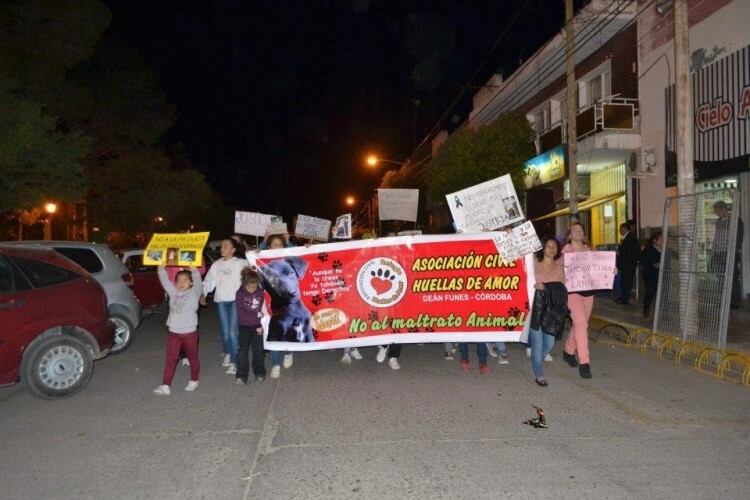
[283,353,293,369]
[350,348,363,360]
[376,346,387,363]
[185,380,199,391]
[388,357,400,370]
[544,354,554,362]
[340,353,352,365]
[270,365,281,378]
[182,358,190,367]
[487,343,498,358]
[153,384,171,396]
[226,364,237,375]
[498,354,510,365]
[526,347,531,358]
[222,354,231,367]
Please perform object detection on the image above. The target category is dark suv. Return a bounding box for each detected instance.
[0,245,113,398]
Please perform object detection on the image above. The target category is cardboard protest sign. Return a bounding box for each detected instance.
[378,188,419,222]
[234,211,277,236]
[265,222,289,237]
[143,232,210,267]
[295,214,332,241]
[332,214,352,240]
[491,222,543,263]
[247,234,535,351]
[563,251,617,292]
[447,175,524,232]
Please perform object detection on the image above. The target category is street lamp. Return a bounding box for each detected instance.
[45,203,57,214]
[345,195,356,207]
[366,155,404,167]
[43,203,57,240]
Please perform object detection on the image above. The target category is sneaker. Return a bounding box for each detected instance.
[182,358,190,367]
[498,354,509,365]
[350,348,363,360]
[222,354,231,367]
[283,353,293,369]
[376,346,387,363]
[579,363,592,379]
[563,351,579,367]
[487,343,498,358]
[226,364,237,375]
[270,365,281,378]
[460,360,470,371]
[479,363,490,375]
[234,378,246,385]
[153,384,171,396]
[340,353,352,365]
[255,375,265,382]
[447,345,457,356]
[388,357,400,370]
[185,380,199,391]
[444,351,454,360]
[544,354,553,362]
[526,347,531,358]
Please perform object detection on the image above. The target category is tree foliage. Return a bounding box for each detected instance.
[427,113,535,200]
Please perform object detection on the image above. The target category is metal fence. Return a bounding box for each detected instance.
[653,188,740,350]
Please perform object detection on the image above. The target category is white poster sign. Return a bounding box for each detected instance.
[332,214,352,240]
[378,189,419,222]
[295,214,332,241]
[563,251,617,292]
[235,211,275,237]
[447,175,524,232]
[491,221,543,263]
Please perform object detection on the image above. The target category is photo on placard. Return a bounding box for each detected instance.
[503,196,520,219]
[166,248,179,266]
[180,250,196,263]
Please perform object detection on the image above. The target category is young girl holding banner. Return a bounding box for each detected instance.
[562,223,594,379]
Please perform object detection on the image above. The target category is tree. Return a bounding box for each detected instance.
[0,79,90,212]
[427,113,535,201]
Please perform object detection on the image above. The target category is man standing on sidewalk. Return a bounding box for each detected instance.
[616,222,640,305]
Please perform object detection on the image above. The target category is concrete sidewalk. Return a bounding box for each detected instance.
[592,295,750,353]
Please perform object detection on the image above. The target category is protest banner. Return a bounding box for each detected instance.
[332,214,352,240]
[247,233,535,351]
[234,211,276,236]
[143,232,210,267]
[377,188,419,222]
[295,214,332,241]
[491,221,543,263]
[563,251,617,292]
[447,175,524,232]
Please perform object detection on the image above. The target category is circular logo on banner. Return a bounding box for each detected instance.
[356,257,408,308]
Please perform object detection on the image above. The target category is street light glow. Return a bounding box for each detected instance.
[345,195,355,206]
[44,203,57,214]
[366,155,378,166]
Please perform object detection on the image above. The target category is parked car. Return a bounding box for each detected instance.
[0,245,113,398]
[7,241,141,354]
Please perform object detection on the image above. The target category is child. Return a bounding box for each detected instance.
[235,268,266,383]
[154,265,203,395]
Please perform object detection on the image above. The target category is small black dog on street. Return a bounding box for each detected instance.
[258,256,314,343]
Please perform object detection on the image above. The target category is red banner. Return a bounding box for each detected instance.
[248,234,534,351]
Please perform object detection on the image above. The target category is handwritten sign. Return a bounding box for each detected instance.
[332,214,352,240]
[563,251,616,292]
[295,214,332,241]
[378,189,419,222]
[447,175,524,232]
[235,211,277,237]
[143,232,210,267]
[492,222,543,263]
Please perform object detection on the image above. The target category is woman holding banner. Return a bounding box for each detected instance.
[561,223,594,379]
[264,233,295,378]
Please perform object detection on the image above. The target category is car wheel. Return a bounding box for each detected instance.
[109,315,135,354]
[21,336,94,399]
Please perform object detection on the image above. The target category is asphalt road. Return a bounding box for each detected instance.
[1,305,749,500]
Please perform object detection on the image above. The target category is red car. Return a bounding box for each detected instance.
[0,245,113,398]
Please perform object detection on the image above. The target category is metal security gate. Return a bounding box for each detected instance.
[653,189,740,350]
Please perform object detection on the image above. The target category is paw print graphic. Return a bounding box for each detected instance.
[424,327,435,333]
[367,310,379,321]
[332,259,343,271]
[524,301,530,310]
[369,268,396,295]
[317,252,329,262]
[508,306,521,317]
[407,327,419,333]
[324,291,335,304]
[391,327,402,334]
[311,294,322,307]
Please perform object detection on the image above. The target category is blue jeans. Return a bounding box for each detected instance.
[530,327,555,378]
[459,343,488,364]
[216,301,239,363]
[270,350,283,367]
[492,342,508,355]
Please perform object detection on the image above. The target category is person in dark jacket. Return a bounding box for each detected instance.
[639,232,662,318]
[616,222,640,304]
[528,237,567,387]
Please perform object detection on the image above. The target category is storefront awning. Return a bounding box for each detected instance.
[532,191,625,221]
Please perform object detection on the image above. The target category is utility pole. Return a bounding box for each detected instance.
[565,0,578,218]
[674,0,693,196]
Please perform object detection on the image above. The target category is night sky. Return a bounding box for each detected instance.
[103,0,573,221]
